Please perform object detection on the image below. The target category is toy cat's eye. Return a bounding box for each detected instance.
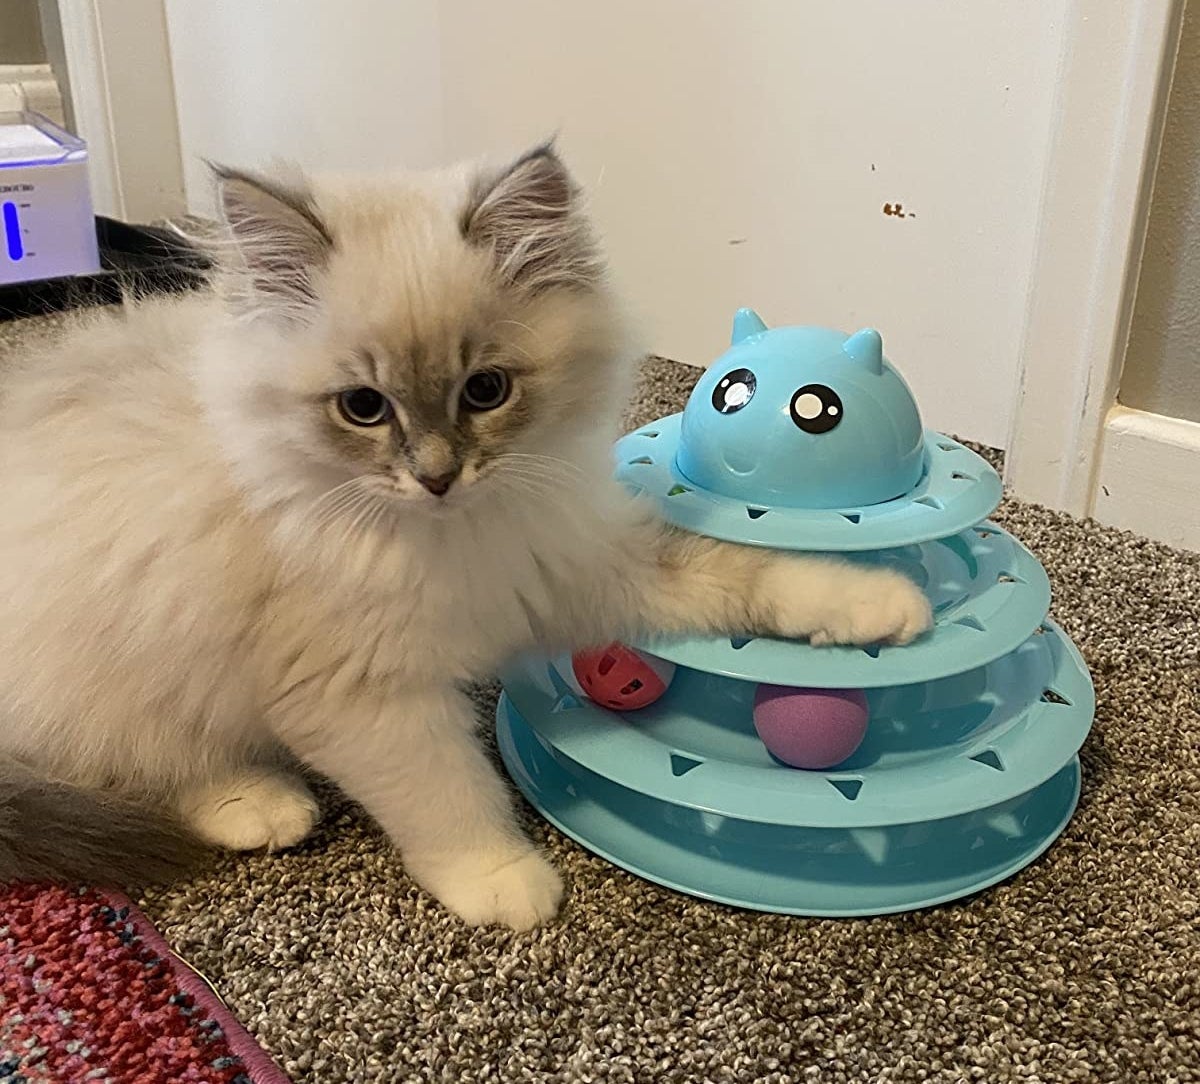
[790,384,843,434]
[712,369,756,414]
[337,387,393,427]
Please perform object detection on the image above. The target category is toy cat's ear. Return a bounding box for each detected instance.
[731,308,768,344]
[842,328,884,374]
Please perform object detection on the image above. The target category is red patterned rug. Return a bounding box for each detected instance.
[0,883,289,1084]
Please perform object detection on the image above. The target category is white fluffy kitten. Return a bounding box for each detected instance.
[0,146,930,928]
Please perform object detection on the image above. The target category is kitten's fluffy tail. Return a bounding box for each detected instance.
[0,761,207,887]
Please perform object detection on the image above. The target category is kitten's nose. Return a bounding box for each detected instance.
[416,471,458,497]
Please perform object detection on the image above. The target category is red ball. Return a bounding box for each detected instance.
[752,685,869,769]
[572,643,676,711]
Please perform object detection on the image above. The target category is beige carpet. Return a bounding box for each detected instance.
[2,313,1198,1083]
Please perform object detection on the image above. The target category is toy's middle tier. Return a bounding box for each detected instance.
[633,522,1051,689]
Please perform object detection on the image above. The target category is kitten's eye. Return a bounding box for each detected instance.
[790,383,843,434]
[712,368,756,414]
[462,369,511,412]
[337,387,393,427]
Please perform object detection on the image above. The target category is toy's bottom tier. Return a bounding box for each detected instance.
[499,695,1079,916]
[496,621,1094,916]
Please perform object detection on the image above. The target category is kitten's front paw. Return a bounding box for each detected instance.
[179,770,319,852]
[808,568,933,647]
[417,849,564,931]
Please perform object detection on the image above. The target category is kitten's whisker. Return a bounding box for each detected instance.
[309,476,373,530]
[495,319,545,349]
[365,498,393,536]
[313,487,363,520]
[309,475,368,513]
[493,460,584,491]
[493,468,561,493]
[497,452,585,477]
[336,493,380,547]
[501,340,537,365]
[492,473,558,501]
[312,489,371,533]
[320,488,377,539]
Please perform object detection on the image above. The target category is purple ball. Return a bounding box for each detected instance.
[752,685,869,770]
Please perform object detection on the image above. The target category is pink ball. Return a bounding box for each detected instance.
[752,685,869,770]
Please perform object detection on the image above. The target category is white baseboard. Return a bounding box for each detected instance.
[1094,405,1200,552]
[0,63,65,125]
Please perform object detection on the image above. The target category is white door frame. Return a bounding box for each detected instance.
[53,0,186,222]
[1006,0,1198,549]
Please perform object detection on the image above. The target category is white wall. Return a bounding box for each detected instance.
[165,0,1068,448]
[164,0,445,211]
[1123,0,1200,426]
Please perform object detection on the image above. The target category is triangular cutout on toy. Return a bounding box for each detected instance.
[746,506,770,519]
[640,430,660,439]
[953,614,987,632]
[668,484,692,496]
[547,662,579,699]
[985,811,1024,839]
[628,456,653,465]
[1040,688,1072,706]
[670,753,703,777]
[969,748,1005,771]
[849,828,889,865]
[914,495,945,510]
[840,512,862,524]
[828,778,863,801]
[861,644,883,659]
[730,636,754,650]
[552,693,583,713]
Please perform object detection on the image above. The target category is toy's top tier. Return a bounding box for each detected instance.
[677,311,924,509]
[614,310,1002,551]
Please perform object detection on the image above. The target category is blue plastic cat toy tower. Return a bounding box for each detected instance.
[496,311,1095,916]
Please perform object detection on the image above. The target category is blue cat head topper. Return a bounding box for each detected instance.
[675,310,926,509]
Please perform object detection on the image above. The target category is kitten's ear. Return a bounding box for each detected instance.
[462,142,602,293]
[210,163,333,318]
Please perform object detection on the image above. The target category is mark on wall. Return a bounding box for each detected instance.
[882,202,916,219]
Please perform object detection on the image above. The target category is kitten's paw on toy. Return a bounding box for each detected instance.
[420,849,564,930]
[808,570,933,647]
[179,769,319,851]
